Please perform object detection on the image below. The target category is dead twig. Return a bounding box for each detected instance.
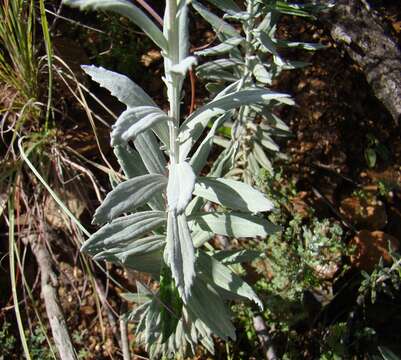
[253,314,278,360]
[28,233,77,360]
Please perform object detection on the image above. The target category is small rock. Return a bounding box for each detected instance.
[350,230,399,271]
[340,196,387,230]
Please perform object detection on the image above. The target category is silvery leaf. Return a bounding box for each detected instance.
[111,106,170,146]
[190,113,229,175]
[165,212,195,302]
[101,250,162,274]
[81,65,155,108]
[205,0,241,13]
[189,212,279,238]
[193,177,274,213]
[82,211,166,255]
[179,88,291,161]
[192,1,239,38]
[276,40,326,51]
[252,63,272,85]
[196,58,244,75]
[195,37,244,57]
[93,174,167,224]
[167,162,196,214]
[63,0,168,50]
[134,132,167,175]
[213,249,262,265]
[178,3,189,61]
[256,129,280,152]
[114,144,165,211]
[197,251,263,310]
[191,226,213,248]
[98,235,165,261]
[187,277,236,340]
[114,145,147,178]
[253,142,273,173]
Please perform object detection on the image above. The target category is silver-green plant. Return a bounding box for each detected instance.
[194,0,325,184]
[62,0,290,357]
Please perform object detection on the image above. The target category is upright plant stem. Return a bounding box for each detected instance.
[235,0,256,139]
[164,0,180,164]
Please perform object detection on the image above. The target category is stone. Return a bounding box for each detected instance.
[350,230,400,271]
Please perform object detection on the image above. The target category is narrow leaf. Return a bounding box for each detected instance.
[187,278,236,340]
[111,106,170,146]
[93,174,167,224]
[134,132,167,175]
[253,142,273,173]
[189,212,279,238]
[213,249,262,265]
[193,177,274,212]
[167,162,196,214]
[63,0,168,50]
[195,37,243,57]
[82,211,166,255]
[197,251,263,309]
[190,113,229,175]
[114,145,147,178]
[205,0,241,13]
[165,212,195,301]
[81,65,155,108]
[192,1,239,38]
[179,88,292,161]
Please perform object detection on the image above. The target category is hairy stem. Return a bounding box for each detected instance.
[164,0,180,164]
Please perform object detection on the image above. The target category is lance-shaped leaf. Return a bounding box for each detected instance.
[82,211,166,255]
[193,177,274,213]
[253,141,273,173]
[63,0,168,50]
[195,37,244,57]
[263,0,319,19]
[213,249,262,265]
[165,212,195,302]
[81,66,170,146]
[196,58,244,81]
[197,58,243,73]
[197,251,263,310]
[189,212,280,238]
[93,236,164,274]
[190,113,229,175]
[192,1,239,38]
[205,0,241,13]
[159,266,183,343]
[114,145,165,211]
[95,235,165,261]
[179,88,293,161]
[256,31,285,66]
[167,162,196,214]
[111,106,170,146]
[178,2,189,62]
[114,145,147,178]
[134,132,167,175]
[276,40,326,51]
[187,277,236,341]
[256,130,280,152]
[93,174,167,224]
[81,65,155,108]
